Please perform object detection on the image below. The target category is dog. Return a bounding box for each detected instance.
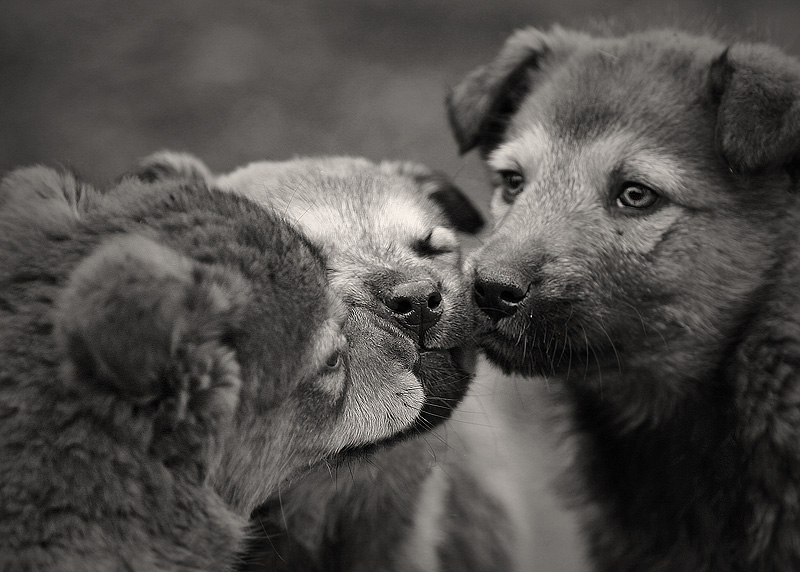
[0,164,452,570]
[448,26,800,571]
[130,152,539,571]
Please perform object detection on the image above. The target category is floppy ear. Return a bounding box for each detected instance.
[446,26,585,156]
[126,150,214,184]
[379,160,485,234]
[57,234,246,476]
[710,43,800,174]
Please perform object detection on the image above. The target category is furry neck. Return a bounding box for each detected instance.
[566,243,800,570]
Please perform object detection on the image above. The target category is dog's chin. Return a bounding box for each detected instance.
[476,307,619,379]
[415,343,476,426]
[335,343,476,462]
[478,327,553,377]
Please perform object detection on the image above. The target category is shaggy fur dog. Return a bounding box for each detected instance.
[132,152,521,572]
[0,166,451,570]
[448,26,800,571]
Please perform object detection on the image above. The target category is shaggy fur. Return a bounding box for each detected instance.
[448,26,800,571]
[131,152,520,571]
[0,166,441,570]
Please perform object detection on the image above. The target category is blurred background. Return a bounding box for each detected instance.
[2,0,799,214]
[3,1,799,569]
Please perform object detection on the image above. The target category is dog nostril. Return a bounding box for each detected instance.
[500,287,526,305]
[383,280,443,343]
[386,297,414,315]
[473,270,529,321]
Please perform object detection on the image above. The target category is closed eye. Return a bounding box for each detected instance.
[412,227,458,257]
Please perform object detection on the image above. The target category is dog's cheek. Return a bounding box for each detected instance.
[490,189,512,224]
[611,205,684,256]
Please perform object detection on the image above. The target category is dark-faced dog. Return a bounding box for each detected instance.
[0,165,451,570]
[449,26,800,571]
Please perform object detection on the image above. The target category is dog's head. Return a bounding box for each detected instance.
[1,166,458,516]
[128,153,484,439]
[448,27,800,421]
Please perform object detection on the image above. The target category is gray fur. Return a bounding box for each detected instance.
[0,165,430,570]
[451,26,800,571]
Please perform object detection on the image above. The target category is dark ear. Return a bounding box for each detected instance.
[126,150,214,184]
[57,235,246,473]
[418,171,485,234]
[379,160,485,234]
[710,43,800,174]
[446,26,585,156]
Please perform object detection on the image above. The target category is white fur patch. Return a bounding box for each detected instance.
[401,465,447,572]
[428,226,458,252]
[327,370,423,451]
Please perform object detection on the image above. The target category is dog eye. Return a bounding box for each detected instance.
[498,170,525,203]
[323,349,344,371]
[616,184,660,210]
[413,227,458,257]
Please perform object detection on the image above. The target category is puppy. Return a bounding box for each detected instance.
[0,166,442,570]
[449,26,800,571]
[133,152,525,571]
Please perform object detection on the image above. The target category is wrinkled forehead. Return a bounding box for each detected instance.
[303,176,433,229]
[219,160,442,250]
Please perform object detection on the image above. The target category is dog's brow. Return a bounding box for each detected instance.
[583,133,691,200]
[488,125,550,174]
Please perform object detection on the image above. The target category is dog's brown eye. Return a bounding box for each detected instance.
[616,184,659,210]
[498,170,525,203]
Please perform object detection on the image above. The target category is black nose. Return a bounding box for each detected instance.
[383,280,443,343]
[473,269,529,321]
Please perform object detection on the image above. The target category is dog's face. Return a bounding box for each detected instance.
[215,156,483,433]
[449,28,800,419]
[131,153,484,439]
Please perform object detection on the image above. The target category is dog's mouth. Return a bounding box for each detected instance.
[391,317,476,424]
[475,299,621,377]
[335,326,476,460]
[336,346,473,459]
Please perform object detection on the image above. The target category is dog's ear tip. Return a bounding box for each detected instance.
[445,90,479,155]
